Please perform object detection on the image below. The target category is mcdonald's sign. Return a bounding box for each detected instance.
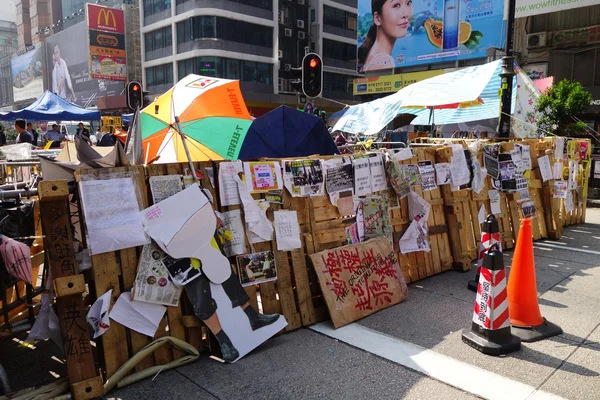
[87,4,124,34]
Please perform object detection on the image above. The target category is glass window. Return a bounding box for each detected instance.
[180,16,272,48]
[323,39,356,62]
[323,6,357,31]
[311,9,316,23]
[226,59,241,80]
[144,0,171,17]
[324,72,353,93]
[146,64,174,87]
[145,27,172,53]
[177,57,272,84]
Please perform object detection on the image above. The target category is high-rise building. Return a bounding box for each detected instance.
[15,0,32,50]
[139,0,359,115]
[0,20,18,108]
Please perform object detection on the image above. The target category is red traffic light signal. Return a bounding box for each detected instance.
[302,53,322,98]
[132,84,140,92]
[309,58,318,68]
[127,81,143,110]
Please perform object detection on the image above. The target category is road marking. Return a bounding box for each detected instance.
[310,322,564,400]
[538,242,600,255]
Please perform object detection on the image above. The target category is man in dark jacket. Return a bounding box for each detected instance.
[75,122,91,144]
[15,119,32,144]
[26,122,38,146]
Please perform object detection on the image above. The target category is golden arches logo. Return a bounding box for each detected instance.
[97,9,117,28]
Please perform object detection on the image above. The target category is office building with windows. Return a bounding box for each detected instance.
[140,0,360,115]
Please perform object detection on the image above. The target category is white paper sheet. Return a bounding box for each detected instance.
[235,175,273,244]
[149,175,183,204]
[517,188,530,203]
[79,177,150,255]
[222,209,247,257]
[205,167,215,188]
[555,137,565,160]
[489,190,502,215]
[408,191,430,224]
[274,210,302,251]
[110,292,166,337]
[478,204,487,225]
[510,148,523,173]
[393,147,413,161]
[553,181,568,199]
[565,191,574,214]
[418,162,437,192]
[517,144,532,170]
[369,155,387,192]
[553,161,564,180]
[434,162,452,185]
[471,159,487,194]
[399,221,430,254]
[538,156,553,182]
[324,158,354,195]
[218,161,244,206]
[133,243,182,307]
[86,289,112,339]
[450,144,470,187]
[353,157,372,196]
[568,160,577,190]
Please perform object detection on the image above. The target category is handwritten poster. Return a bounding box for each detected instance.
[353,157,372,196]
[538,156,553,182]
[489,190,502,215]
[219,161,244,206]
[450,144,470,187]
[434,162,452,185]
[284,159,325,197]
[553,181,568,199]
[553,161,564,180]
[516,144,532,170]
[243,161,283,193]
[222,209,246,257]
[274,210,302,251]
[555,137,565,161]
[325,159,354,194]
[369,155,387,192]
[418,161,437,191]
[149,175,183,204]
[310,237,408,328]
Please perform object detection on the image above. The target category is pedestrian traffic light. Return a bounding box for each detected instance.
[126,81,143,110]
[302,53,322,98]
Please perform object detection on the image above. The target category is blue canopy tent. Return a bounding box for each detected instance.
[0,91,101,121]
[122,113,133,124]
[238,105,339,159]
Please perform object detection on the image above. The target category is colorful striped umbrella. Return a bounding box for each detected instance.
[140,74,253,163]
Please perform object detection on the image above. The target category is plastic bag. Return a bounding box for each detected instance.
[26,293,62,349]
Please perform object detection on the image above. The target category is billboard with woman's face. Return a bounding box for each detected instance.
[357,0,504,72]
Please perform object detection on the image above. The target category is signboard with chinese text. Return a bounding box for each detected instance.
[86,3,127,81]
[309,237,408,328]
[353,69,444,96]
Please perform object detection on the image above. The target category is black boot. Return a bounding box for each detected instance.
[215,330,239,362]
[243,306,280,331]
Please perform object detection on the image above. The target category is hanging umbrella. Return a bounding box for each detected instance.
[140,74,253,164]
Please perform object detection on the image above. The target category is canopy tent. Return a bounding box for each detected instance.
[122,113,133,124]
[238,106,339,160]
[332,60,543,138]
[0,91,101,121]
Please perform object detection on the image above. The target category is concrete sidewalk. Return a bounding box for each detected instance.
[107,210,600,400]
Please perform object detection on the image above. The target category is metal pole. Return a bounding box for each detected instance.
[497,0,517,138]
[173,116,199,184]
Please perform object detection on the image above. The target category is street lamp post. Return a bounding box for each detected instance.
[497,0,517,138]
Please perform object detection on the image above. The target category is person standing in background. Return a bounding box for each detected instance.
[0,125,6,146]
[15,119,32,144]
[26,122,38,146]
[44,124,66,148]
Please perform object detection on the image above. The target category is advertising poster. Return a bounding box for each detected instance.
[357,0,504,71]
[11,44,44,102]
[360,196,392,242]
[243,161,283,193]
[46,21,125,108]
[87,4,127,81]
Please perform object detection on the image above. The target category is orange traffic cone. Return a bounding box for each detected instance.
[507,218,562,342]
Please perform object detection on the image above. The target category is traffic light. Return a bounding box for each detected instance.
[302,53,322,98]
[126,81,143,110]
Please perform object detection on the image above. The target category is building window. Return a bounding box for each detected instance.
[175,0,271,9]
[311,9,316,23]
[178,56,272,84]
[324,72,353,93]
[323,39,356,62]
[146,64,174,87]
[323,6,357,31]
[176,16,273,48]
[145,27,172,53]
[143,0,171,18]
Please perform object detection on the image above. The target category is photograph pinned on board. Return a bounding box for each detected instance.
[484,144,500,179]
[284,159,325,196]
[161,254,201,287]
[265,189,283,204]
[236,251,277,287]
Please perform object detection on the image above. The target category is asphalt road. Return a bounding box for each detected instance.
[107,209,600,400]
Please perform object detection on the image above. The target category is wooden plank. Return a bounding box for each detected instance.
[273,250,302,331]
[291,238,318,325]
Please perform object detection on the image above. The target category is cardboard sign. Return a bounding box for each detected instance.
[310,237,408,328]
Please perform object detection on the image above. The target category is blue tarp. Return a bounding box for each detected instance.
[238,106,339,159]
[0,91,101,121]
[122,113,133,124]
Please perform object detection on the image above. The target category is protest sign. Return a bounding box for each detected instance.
[353,157,372,196]
[284,159,325,197]
[324,159,354,194]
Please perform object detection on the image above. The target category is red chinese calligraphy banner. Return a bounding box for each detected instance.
[310,237,408,328]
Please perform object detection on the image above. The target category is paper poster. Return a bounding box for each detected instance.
[517,188,531,203]
[408,191,431,224]
[434,163,452,185]
[555,137,565,160]
[471,159,487,194]
[400,221,430,254]
[387,160,410,199]
[205,167,215,188]
[243,161,283,193]
[222,209,246,257]
[352,157,372,196]
[236,173,273,244]
[309,237,408,328]
[484,144,500,179]
[110,292,166,337]
[354,199,365,243]
[538,156,553,182]
[360,196,392,242]
[329,190,354,216]
[568,160,578,190]
[86,289,112,339]
[133,243,182,306]
[521,201,537,219]
[79,177,150,255]
[450,144,470,187]
[236,251,277,287]
[369,155,387,193]
[325,159,354,194]
[284,159,325,197]
[404,164,422,187]
[265,189,283,204]
[345,223,360,244]
[219,161,244,206]
[149,175,183,204]
[418,161,437,191]
[553,181,568,199]
[567,140,579,161]
[510,148,523,173]
[393,147,413,161]
[516,144,532,170]
[478,204,487,225]
[594,162,600,179]
[489,190,502,215]
[274,210,302,251]
[565,191,574,214]
[553,161,564,180]
[579,142,589,161]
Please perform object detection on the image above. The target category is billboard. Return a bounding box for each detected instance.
[353,69,445,95]
[46,21,125,108]
[357,0,504,72]
[11,44,44,103]
[515,0,596,18]
[86,4,127,81]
